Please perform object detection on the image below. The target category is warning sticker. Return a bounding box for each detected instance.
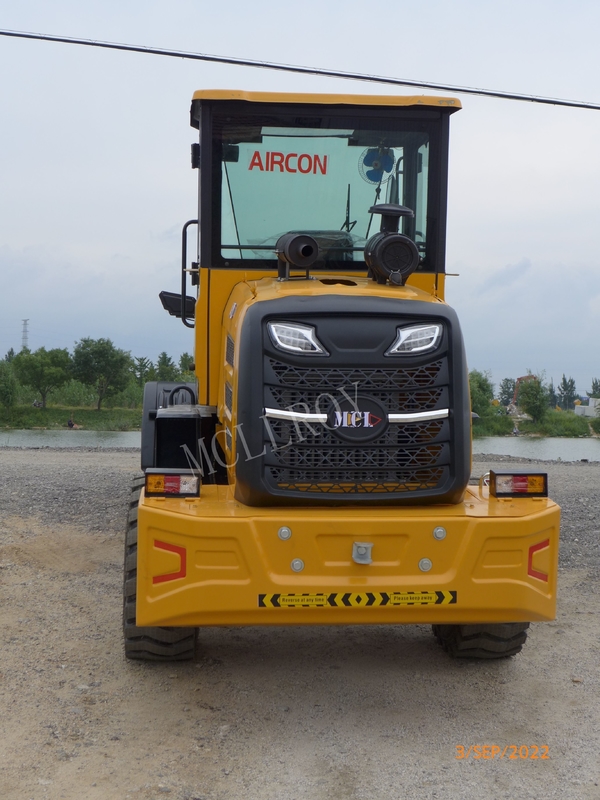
[258,590,457,608]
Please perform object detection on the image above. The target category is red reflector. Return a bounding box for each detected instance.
[512,475,529,493]
[164,475,180,493]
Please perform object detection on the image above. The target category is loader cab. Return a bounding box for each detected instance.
[181,92,462,410]
[190,91,460,276]
[151,92,466,489]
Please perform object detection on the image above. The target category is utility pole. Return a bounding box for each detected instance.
[21,319,29,351]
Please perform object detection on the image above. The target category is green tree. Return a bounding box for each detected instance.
[587,378,600,399]
[469,370,494,417]
[133,356,155,386]
[498,377,516,406]
[72,338,132,410]
[517,376,548,423]
[155,352,177,381]
[547,378,558,409]
[3,347,16,362]
[557,374,577,411]
[178,352,195,379]
[50,379,97,407]
[0,361,17,408]
[12,347,72,408]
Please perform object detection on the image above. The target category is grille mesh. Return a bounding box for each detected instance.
[275,444,444,469]
[262,344,450,498]
[269,386,444,414]
[226,335,235,367]
[267,418,445,447]
[269,467,446,494]
[268,359,443,389]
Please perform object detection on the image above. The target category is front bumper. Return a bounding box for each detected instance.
[135,485,560,627]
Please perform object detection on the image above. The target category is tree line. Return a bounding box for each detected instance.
[0,339,194,411]
[2,343,597,426]
[469,370,599,422]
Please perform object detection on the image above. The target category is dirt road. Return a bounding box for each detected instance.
[0,449,598,799]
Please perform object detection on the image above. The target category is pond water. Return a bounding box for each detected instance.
[472,436,600,461]
[0,429,141,449]
[1,430,598,461]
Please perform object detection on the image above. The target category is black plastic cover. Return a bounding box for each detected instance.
[159,291,196,319]
[233,294,471,507]
[141,382,199,470]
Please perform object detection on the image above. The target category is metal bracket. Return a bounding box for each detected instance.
[352,542,373,565]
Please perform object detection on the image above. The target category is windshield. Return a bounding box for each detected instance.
[211,111,434,270]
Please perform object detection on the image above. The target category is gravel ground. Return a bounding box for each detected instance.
[0,448,598,800]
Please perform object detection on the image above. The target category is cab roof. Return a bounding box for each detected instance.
[191,89,462,110]
[191,91,461,130]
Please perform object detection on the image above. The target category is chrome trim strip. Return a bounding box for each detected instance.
[264,407,328,422]
[264,407,448,423]
[388,409,449,423]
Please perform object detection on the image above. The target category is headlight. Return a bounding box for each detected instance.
[267,322,328,355]
[385,323,442,355]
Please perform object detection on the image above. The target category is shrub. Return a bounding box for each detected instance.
[517,376,548,423]
[49,379,97,407]
[469,370,494,416]
[471,413,514,438]
[519,410,590,437]
[0,361,18,408]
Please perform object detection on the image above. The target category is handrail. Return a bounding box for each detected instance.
[181,219,198,329]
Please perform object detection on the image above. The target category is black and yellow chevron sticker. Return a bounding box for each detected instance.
[258,590,457,608]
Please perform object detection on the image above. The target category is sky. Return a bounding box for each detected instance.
[1,0,600,395]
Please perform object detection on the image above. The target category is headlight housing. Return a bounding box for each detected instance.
[267,321,328,355]
[385,323,442,355]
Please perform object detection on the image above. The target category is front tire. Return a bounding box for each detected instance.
[432,622,529,659]
[123,477,197,661]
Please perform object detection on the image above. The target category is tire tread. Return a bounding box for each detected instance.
[122,478,196,661]
[432,622,529,659]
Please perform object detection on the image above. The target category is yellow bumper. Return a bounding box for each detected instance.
[136,485,560,627]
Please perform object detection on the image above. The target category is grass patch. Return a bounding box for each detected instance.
[472,409,592,438]
[0,406,142,431]
[519,410,591,437]
[472,413,514,438]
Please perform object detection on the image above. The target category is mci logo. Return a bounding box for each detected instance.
[334,411,383,429]
[328,396,389,443]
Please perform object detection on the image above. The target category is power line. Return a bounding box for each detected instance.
[1,28,600,111]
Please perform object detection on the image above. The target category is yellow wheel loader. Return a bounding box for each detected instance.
[123,91,559,660]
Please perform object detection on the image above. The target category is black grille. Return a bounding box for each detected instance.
[268,359,443,389]
[275,444,446,469]
[268,386,445,414]
[267,418,446,447]
[264,349,450,497]
[233,296,470,507]
[269,467,446,494]
[226,335,235,367]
